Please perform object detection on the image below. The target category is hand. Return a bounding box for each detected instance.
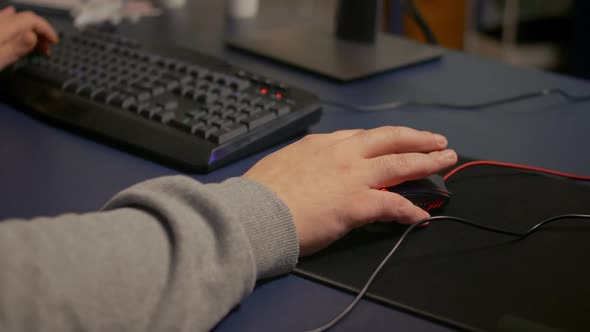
[244,126,458,256]
[0,7,59,70]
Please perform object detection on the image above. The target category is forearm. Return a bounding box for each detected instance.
[0,176,299,332]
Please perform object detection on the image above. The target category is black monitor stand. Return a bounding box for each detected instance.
[225,0,443,82]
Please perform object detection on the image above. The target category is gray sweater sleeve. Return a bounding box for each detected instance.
[0,175,299,332]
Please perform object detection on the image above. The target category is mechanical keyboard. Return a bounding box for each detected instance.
[0,28,322,172]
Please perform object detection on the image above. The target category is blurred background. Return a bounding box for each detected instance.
[11,0,588,80]
[261,0,589,80]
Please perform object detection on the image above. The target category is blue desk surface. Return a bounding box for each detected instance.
[1,1,590,331]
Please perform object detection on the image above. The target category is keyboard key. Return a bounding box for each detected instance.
[209,105,224,116]
[205,115,222,125]
[129,102,149,113]
[240,106,262,116]
[208,123,248,144]
[109,94,135,108]
[196,82,210,91]
[242,111,276,129]
[93,90,110,102]
[188,65,209,78]
[254,100,273,110]
[157,57,175,68]
[271,105,291,117]
[77,85,96,98]
[89,87,106,99]
[157,99,178,111]
[220,107,239,118]
[192,92,206,103]
[204,93,220,104]
[195,126,218,139]
[226,112,248,123]
[217,119,235,129]
[228,78,250,91]
[225,102,238,111]
[169,117,196,133]
[185,110,208,121]
[140,105,163,118]
[133,81,163,96]
[62,79,80,92]
[121,97,137,109]
[215,74,228,85]
[153,111,176,123]
[173,84,189,95]
[156,77,181,91]
[248,97,262,105]
[135,91,151,102]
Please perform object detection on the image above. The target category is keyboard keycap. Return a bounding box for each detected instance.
[228,78,250,91]
[109,94,135,108]
[77,85,96,98]
[242,111,276,129]
[195,126,218,139]
[169,117,196,133]
[154,111,176,123]
[208,123,248,144]
[140,105,163,118]
[271,105,291,117]
[157,99,179,111]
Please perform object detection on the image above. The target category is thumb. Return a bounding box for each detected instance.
[345,189,429,229]
[0,31,38,70]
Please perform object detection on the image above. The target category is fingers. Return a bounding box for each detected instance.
[0,11,58,45]
[0,6,16,17]
[36,38,51,55]
[346,190,430,228]
[366,149,457,188]
[0,10,58,69]
[0,31,39,69]
[342,126,448,158]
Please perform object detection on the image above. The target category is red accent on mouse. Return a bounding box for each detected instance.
[382,174,452,212]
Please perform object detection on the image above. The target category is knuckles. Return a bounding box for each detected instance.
[17,11,37,21]
[375,126,411,139]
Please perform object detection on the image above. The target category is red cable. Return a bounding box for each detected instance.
[443,160,590,182]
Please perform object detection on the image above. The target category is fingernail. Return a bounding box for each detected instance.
[440,149,456,160]
[434,134,447,146]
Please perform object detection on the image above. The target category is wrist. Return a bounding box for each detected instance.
[207,177,300,279]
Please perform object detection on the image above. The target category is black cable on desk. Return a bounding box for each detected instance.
[305,214,590,332]
[321,88,590,113]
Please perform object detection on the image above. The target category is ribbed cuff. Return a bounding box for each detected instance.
[205,177,299,279]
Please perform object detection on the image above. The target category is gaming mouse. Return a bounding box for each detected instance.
[361,175,452,233]
[382,174,452,213]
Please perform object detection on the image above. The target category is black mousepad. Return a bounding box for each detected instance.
[295,157,590,332]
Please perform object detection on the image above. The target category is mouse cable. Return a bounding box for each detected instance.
[402,0,438,45]
[305,213,590,332]
[306,161,590,331]
[320,88,590,113]
[443,160,590,182]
